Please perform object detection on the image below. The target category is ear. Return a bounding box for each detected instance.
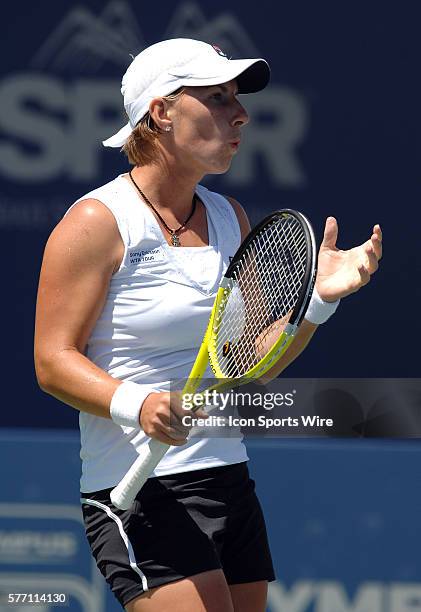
[149,97,172,132]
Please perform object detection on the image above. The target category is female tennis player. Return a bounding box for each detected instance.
[34,39,382,612]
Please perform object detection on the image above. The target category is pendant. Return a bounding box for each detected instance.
[171,233,181,247]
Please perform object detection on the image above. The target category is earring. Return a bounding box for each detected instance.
[165,126,172,132]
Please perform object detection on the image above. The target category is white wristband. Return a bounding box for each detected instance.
[304,287,340,325]
[110,381,157,428]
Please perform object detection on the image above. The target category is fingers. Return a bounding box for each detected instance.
[140,391,209,446]
[151,426,189,447]
[143,415,190,446]
[371,224,382,260]
[363,222,382,272]
[316,220,382,300]
[364,242,379,273]
[140,392,189,445]
[171,394,208,421]
[358,263,371,287]
[321,216,338,249]
[373,223,382,240]
[358,224,382,287]
[157,402,208,445]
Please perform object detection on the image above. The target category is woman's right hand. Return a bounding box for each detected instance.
[140,392,207,446]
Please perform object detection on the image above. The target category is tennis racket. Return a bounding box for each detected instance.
[111,209,317,509]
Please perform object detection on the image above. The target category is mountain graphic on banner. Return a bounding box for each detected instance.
[30,0,259,74]
[164,1,259,58]
[30,1,144,72]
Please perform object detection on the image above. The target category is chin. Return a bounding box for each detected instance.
[208,158,233,175]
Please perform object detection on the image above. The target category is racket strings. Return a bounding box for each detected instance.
[214,215,308,378]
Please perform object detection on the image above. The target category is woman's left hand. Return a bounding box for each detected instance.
[315,217,382,302]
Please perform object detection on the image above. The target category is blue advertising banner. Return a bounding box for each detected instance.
[247,440,421,612]
[1,4,419,608]
[1,431,421,612]
[0,2,419,430]
[0,431,107,611]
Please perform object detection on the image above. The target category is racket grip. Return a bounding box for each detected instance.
[110,438,170,510]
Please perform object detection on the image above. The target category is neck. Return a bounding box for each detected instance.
[129,160,203,218]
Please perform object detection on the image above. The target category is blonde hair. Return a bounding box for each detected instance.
[122,88,185,166]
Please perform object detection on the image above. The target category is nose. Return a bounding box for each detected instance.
[231,99,249,128]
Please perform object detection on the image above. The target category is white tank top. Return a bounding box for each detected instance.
[69,174,248,492]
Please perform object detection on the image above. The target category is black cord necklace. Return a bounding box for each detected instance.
[129,170,197,246]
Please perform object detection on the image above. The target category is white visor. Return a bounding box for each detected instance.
[103,39,270,148]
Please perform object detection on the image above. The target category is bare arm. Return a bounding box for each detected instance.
[34,198,125,419]
[35,198,200,444]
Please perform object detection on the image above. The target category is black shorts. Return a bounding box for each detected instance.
[81,461,275,608]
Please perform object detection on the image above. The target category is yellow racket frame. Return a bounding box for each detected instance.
[181,285,297,402]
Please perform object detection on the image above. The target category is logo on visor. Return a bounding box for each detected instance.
[212,44,228,58]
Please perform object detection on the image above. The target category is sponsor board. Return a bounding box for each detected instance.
[0,2,307,230]
[0,503,105,611]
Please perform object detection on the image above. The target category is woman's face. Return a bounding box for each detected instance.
[167,79,249,176]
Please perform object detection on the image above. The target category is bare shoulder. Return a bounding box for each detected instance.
[225,195,251,241]
[57,198,119,242]
[36,198,123,357]
[46,198,123,273]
